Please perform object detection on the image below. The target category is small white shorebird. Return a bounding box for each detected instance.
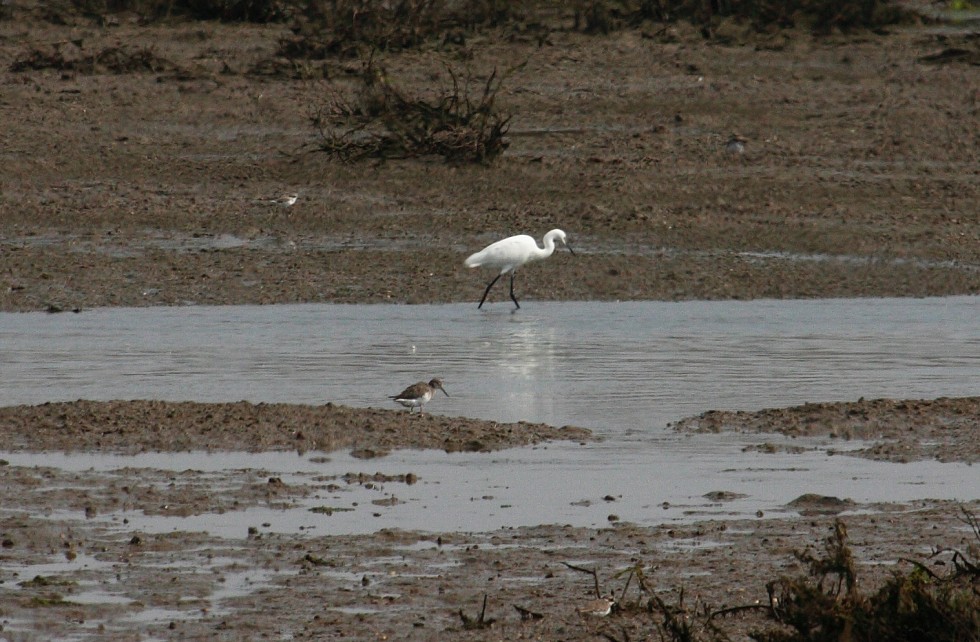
[576,596,616,617]
[390,378,449,414]
[463,229,574,309]
[256,192,298,207]
[725,134,747,155]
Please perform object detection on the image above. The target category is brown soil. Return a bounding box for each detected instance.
[1,2,978,640]
[1,4,978,312]
[672,395,980,463]
[0,399,594,455]
[0,456,976,640]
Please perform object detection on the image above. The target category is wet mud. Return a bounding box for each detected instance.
[672,395,980,463]
[0,400,594,456]
[1,4,978,312]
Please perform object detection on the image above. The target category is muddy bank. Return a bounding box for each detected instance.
[1,5,979,312]
[1,395,976,642]
[0,399,593,455]
[4,396,976,464]
[0,467,975,641]
[671,395,980,463]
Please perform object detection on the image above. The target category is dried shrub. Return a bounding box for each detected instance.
[64,0,291,22]
[585,511,980,642]
[50,0,918,36]
[455,0,538,28]
[10,43,179,74]
[277,0,567,60]
[311,58,517,164]
[752,514,980,642]
[566,0,917,35]
[279,0,449,59]
[179,0,291,21]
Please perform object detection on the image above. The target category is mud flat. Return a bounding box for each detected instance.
[1,397,977,640]
[673,395,980,463]
[1,1,978,639]
[1,3,978,312]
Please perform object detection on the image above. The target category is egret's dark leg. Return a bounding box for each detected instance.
[478,274,503,309]
[508,272,521,309]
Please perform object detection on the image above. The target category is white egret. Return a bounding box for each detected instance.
[463,229,574,309]
[390,378,449,414]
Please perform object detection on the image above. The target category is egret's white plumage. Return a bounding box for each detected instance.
[389,378,449,414]
[463,229,573,309]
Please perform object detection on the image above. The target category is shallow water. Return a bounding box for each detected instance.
[1,297,978,536]
[4,438,973,536]
[2,297,977,434]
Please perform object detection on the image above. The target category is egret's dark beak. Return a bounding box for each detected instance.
[565,241,575,255]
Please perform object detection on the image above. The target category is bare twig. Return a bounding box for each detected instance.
[459,593,495,630]
[709,603,772,620]
[899,556,944,580]
[564,561,601,598]
[513,604,544,621]
[958,504,980,543]
[619,567,635,602]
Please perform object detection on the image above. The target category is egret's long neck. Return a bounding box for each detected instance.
[539,234,557,259]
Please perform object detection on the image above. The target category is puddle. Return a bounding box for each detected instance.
[4,552,112,578]
[328,604,406,616]
[69,590,133,605]
[2,434,975,536]
[1,229,465,255]
[208,567,295,611]
[657,539,732,552]
[735,249,980,273]
[1,544,302,635]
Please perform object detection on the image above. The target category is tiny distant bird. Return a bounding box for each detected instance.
[256,193,298,207]
[576,596,616,617]
[390,378,449,414]
[463,229,574,309]
[725,134,747,155]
